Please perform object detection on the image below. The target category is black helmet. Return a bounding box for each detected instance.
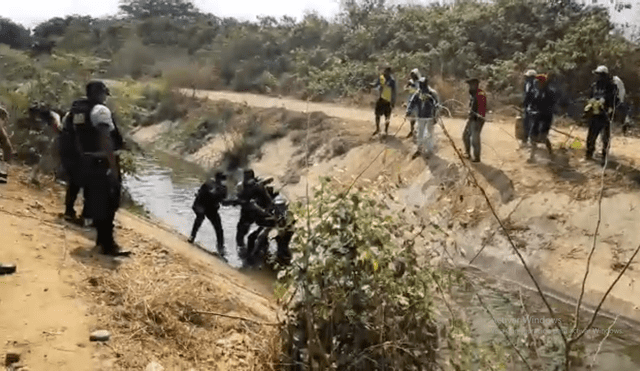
[86,81,110,98]
[243,169,255,179]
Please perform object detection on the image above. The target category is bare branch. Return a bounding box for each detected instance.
[589,314,619,368]
[572,143,607,335]
[572,242,640,345]
[475,293,534,371]
[195,311,282,326]
[436,115,568,345]
[469,198,524,265]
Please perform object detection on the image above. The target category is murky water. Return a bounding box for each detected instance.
[123,151,640,370]
[123,152,252,268]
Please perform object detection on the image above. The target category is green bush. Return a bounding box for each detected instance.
[278,179,440,369]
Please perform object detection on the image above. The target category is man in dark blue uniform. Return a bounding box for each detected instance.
[188,171,228,257]
[64,81,129,256]
[234,169,274,250]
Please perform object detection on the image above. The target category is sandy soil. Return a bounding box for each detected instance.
[0,167,279,370]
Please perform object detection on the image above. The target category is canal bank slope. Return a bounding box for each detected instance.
[131,87,640,329]
[0,166,279,370]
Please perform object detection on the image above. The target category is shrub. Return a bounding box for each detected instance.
[278,179,440,370]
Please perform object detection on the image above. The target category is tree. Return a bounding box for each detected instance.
[119,0,201,19]
[0,18,32,49]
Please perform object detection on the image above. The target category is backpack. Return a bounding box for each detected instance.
[613,76,625,103]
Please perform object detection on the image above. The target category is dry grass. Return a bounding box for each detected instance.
[78,226,281,370]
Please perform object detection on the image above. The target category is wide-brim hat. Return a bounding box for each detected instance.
[525,69,537,77]
[465,78,480,84]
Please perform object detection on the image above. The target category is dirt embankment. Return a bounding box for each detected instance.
[135,88,640,327]
[0,167,279,370]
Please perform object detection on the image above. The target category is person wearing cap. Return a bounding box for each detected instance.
[520,69,538,147]
[404,68,422,138]
[585,65,618,164]
[528,74,556,162]
[462,78,487,162]
[370,66,397,136]
[61,80,130,256]
[406,76,439,158]
[188,171,228,256]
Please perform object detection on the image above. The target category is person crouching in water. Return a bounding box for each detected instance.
[370,66,397,136]
[405,68,422,138]
[188,171,228,257]
[528,74,556,162]
[406,77,439,158]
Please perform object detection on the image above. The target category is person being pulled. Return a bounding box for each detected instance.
[64,81,129,256]
[244,191,297,266]
[584,65,618,165]
[406,76,439,159]
[520,69,538,148]
[370,66,397,136]
[527,74,556,162]
[188,171,228,257]
[462,78,487,163]
[404,68,422,138]
[233,169,274,254]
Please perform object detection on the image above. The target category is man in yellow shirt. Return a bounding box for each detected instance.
[370,67,397,135]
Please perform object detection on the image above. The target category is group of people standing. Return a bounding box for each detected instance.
[370,65,628,166]
[187,168,294,266]
[520,65,626,165]
[370,66,487,162]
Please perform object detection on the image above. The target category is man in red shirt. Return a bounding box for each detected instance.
[462,78,487,162]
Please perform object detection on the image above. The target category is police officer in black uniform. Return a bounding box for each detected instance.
[64,81,129,256]
[188,171,228,256]
[234,169,274,250]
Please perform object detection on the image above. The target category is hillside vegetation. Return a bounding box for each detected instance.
[1,0,638,116]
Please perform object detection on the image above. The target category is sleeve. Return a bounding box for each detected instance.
[477,90,487,117]
[391,79,397,103]
[90,105,115,131]
[406,93,417,115]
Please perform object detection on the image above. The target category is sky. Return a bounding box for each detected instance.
[2,0,638,38]
[1,0,343,28]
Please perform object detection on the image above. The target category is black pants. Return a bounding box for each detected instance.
[374,98,392,132]
[521,111,534,143]
[275,228,294,263]
[586,114,610,159]
[84,163,121,254]
[246,226,271,263]
[190,209,224,253]
[236,209,255,248]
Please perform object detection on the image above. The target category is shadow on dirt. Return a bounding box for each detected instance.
[545,148,588,184]
[69,245,124,270]
[607,158,640,186]
[471,161,516,203]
